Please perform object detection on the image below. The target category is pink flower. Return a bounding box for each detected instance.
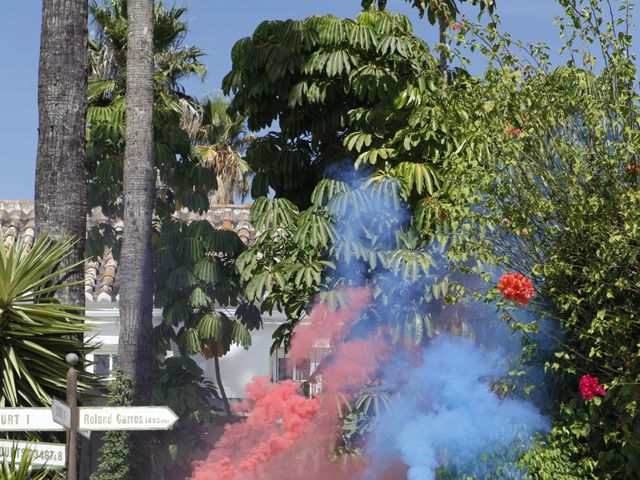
[451,22,462,31]
[579,374,606,400]
[498,272,536,306]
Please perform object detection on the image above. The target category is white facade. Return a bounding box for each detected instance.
[85,301,289,399]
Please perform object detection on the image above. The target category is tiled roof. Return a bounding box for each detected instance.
[0,200,255,303]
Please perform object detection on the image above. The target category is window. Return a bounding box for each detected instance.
[88,353,119,378]
[271,347,331,397]
[94,354,110,375]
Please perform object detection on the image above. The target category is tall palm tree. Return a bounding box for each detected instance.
[118,0,155,475]
[195,95,252,205]
[86,0,211,220]
[34,0,88,308]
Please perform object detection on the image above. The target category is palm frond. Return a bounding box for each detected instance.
[0,235,95,407]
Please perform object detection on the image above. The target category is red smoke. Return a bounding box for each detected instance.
[190,287,387,480]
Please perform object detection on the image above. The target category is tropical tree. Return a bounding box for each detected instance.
[86,0,213,227]
[153,218,261,416]
[446,1,640,477]
[224,9,477,350]
[362,0,497,72]
[224,10,440,207]
[194,95,251,205]
[34,0,88,308]
[88,2,255,472]
[0,236,93,407]
[117,0,155,476]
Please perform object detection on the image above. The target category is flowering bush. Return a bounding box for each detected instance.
[578,374,606,401]
[497,273,536,306]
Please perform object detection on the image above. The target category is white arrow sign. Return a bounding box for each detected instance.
[0,408,63,432]
[0,406,178,432]
[79,406,178,431]
[51,399,70,429]
[0,439,66,469]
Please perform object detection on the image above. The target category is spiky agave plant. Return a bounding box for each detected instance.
[0,235,94,407]
[0,445,51,480]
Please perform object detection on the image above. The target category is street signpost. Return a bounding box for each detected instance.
[78,406,178,431]
[0,407,63,431]
[51,398,71,429]
[0,355,180,475]
[0,439,66,469]
[0,405,177,433]
[50,399,91,440]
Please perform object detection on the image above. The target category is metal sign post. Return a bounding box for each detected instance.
[0,353,180,476]
[65,353,79,480]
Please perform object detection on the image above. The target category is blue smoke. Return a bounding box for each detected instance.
[318,164,550,478]
[365,336,549,479]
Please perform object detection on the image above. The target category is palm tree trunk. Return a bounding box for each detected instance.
[35,0,88,310]
[214,356,233,416]
[118,0,155,475]
[209,174,235,205]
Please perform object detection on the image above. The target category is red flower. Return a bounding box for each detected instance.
[497,272,536,306]
[506,127,522,138]
[451,22,462,30]
[438,211,447,221]
[579,374,606,400]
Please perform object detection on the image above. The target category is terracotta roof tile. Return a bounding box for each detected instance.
[0,200,255,303]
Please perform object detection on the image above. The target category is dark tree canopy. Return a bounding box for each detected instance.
[361,0,496,23]
[223,10,440,208]
[224,10,485,351]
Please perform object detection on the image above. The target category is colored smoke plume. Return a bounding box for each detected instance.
[191,173,549,479]
[190,288,383,480]
[366,336,549,479]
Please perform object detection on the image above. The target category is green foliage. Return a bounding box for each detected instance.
[86,0,215,234]
[239,174,474,352]
[90,369,133,480]
[361,0,496,23]
[227,9,478,351]
[0,446,50,480]
[0,235,94,407]
[448,1,640,477]
[335,385,390,457]
[223,9,441,208]
[148,357,219,479]
[227,1,638,476]
[153,218,260,358]
[520,436,597,479]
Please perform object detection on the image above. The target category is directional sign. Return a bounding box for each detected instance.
[50,401,90,439]
[0,408,63,432]
[79,406,178,431]
[51,399,70,429]
[0,439,66,469]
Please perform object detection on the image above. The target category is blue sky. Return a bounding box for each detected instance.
[0,1,574,200]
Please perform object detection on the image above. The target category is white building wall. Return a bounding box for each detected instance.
[195,321,281,399]
[86,302,286,400]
